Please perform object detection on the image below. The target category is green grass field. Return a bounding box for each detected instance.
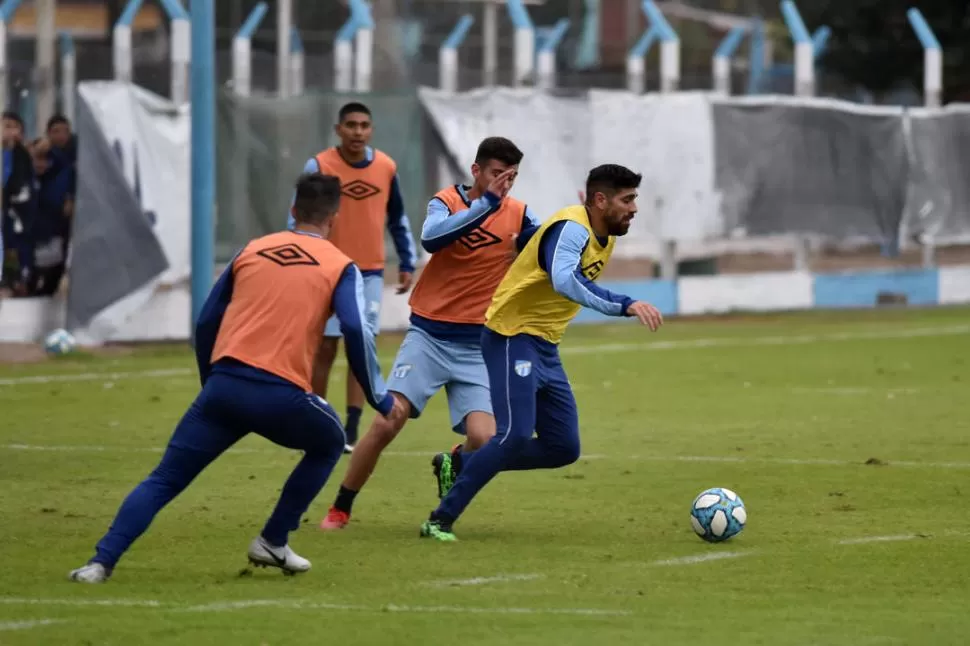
[2,307,969,645]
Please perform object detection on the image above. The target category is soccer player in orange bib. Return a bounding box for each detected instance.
[320,137,541,529]
[69,174,406,583]
[289,102,417,453]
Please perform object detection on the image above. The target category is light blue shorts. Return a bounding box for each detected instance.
[324,273,384,338]
[386,326,492,432]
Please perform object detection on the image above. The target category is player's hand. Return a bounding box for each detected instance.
[625,301,663,331]
[396,271,413,294]
[486,168,516,199]
[506,233,520,263]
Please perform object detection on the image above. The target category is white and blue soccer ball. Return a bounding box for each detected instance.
[690,487,746,543]
[44,328,77,355]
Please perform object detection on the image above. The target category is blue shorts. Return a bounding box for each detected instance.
[386,326,492,432]
[324,273,384,338]
[481,328,579,456]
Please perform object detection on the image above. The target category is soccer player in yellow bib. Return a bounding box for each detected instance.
[420,164,664,541]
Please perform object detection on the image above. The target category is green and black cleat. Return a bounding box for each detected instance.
[431,444,462,499]
[420,518,457,542]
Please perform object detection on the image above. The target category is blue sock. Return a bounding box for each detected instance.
[262,452,341,545]
[345,406,363,445]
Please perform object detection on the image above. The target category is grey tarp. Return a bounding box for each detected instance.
[215,90,426,263]
[903,107,970,243]
[710,99,910,242]
[66,93,169,329]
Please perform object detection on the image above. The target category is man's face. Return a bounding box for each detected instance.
[2,118,23,146]
[31,147,50,176]
[597,188,638,236]
[334,112,372,154]
[48,122,71,148]
[471,159,518,195]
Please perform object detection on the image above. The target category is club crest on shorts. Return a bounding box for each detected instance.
[392,364,412,379]
[514,360,532,377]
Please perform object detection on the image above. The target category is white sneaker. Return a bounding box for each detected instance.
[343,444,354,454]
[69,562,110,584]
[247,537,311,575]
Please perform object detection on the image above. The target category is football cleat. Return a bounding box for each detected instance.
[420,519,457,542]
[68,562,110,584]
[343,444,354,455]
[247,537,311,575]
[320,506,350,531]
[431,452,454,499]
[431,444,462,499]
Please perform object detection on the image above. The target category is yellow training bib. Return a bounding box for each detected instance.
[486,205,615,344]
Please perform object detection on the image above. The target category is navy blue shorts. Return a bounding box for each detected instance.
[481,328,579,451]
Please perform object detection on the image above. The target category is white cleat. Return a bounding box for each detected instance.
[343,444,354,454]
[69,563,110,584]
[247,537,311,575]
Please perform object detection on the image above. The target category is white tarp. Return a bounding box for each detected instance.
[420,88,970,259]
[72,81,190,343]
[420,87,591,226]
[589,90,720,258]
[79,81,190,283]
[420,87,728,259]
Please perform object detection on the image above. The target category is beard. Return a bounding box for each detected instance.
[606,210,634,236]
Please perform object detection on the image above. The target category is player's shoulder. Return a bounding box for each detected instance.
[431,184,463,206]
[248,231,349,265]
[311,148,338,172]
[503,195,527,212]
[312,147,337,162]
[371,148,397,172]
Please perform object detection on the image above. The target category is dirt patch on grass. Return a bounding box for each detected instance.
[0,343,48,364]
[0,342,138,365]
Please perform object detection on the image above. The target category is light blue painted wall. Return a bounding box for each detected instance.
[813,269,940,308]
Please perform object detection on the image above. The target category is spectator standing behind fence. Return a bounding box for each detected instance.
[2,111,35,296]
[29,134,75,295]
[46,115,77,167]
[26,115,77,296]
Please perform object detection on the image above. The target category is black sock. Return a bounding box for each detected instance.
[345,406,363,445]
[334,485,358,514]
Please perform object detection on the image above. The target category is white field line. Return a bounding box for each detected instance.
[2,324,967,387]
[0,597,629,617]
[790,387,921,396]
[0,619,67,631]
[183,600,630,616]
[182,600,367,613]
[836,534,925,545]
[651,551,752,566]
[0,598,162,608]
[3,443,970,470]
[381,604,629,616]
[561,324,970,356]
[0,368,194,386]
[422,574,544,587]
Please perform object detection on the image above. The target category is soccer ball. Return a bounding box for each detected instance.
[690,487,746,543]
[44,328,77,355]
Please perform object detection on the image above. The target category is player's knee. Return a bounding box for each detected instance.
[304,425,345,458]
[551,436,581,467]
[368,398,410,447]
[495,428,531,454]
[316,338,339,367]
[463,412,495,450]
